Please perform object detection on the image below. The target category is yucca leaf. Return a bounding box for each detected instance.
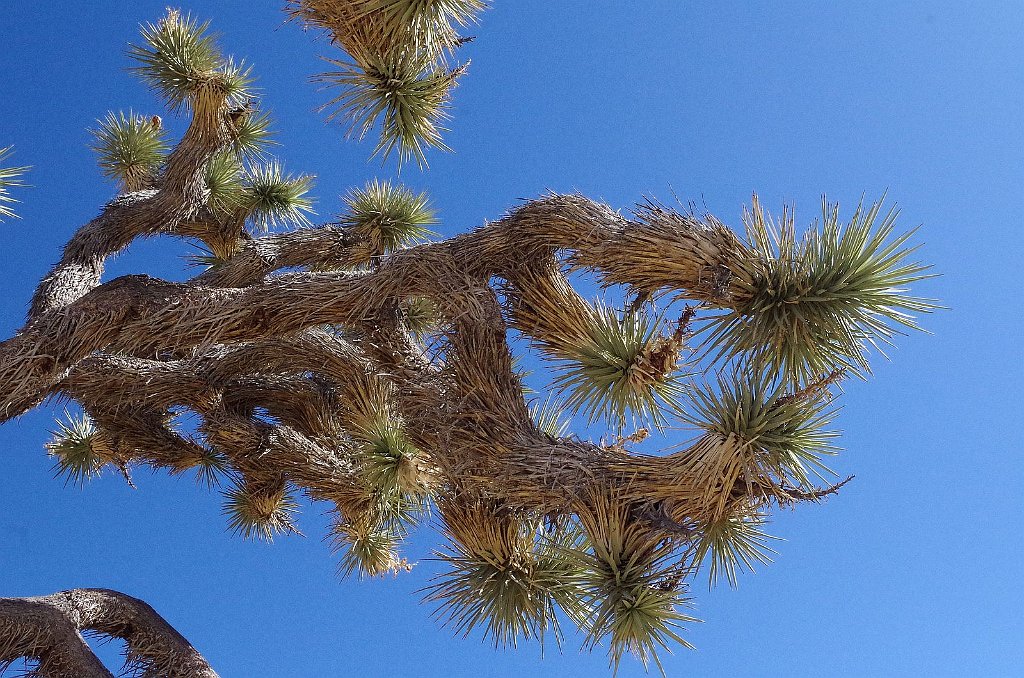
[222,481,300,541]
[575,492,697,674]
[426,505,587,649]
[333,518,409,579]
[203,151,245,215]
[0,146,28,221]
[242,161,314,230]
[680,369,841,489]
[693,511,779,589]
[550,304,687,430]
[46,411,107,488]
[317,53,465,167]
[129,10,251,110]
[340,179,436,258]
[90,111,168,189]
[228,107,275,161]
[529,395,572,437]
[701,196,937,385]
[352,0,486,55]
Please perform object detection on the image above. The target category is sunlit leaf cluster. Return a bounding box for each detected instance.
[0,146,28,220]
[703,196,936,385]
[339,179,436,260]
[129,10,252,110]
[551,303,687,430]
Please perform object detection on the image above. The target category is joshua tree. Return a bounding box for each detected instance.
[0,4,934,676]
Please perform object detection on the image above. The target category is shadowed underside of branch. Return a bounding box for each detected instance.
[0,589,216,678]
[0,5,935,675]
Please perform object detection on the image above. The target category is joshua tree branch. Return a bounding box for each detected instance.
[0,589,217,678]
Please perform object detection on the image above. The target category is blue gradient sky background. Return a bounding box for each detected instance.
[1,1,1022,676]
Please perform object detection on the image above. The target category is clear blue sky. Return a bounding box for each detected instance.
[1,1,1022,676]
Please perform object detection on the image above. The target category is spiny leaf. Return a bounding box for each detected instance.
[701,195,937,385]
[332,518,410,579]
[129,10,251,110]
[550,303,687,431]
[242,161,315,230]
[426,504,587,649]
[46,411,107,488]
[222,481,300,541]
[203,151,244,215]
[352,0,486,56]
[316,53,465,167]
[681,369,841,489]
[530,395,572,437]
[575,492,697,675]
[228,107,275,161]
[0,146,28,221]
[340,179,436,258]
[693,511,779,589]
[90,111,168,189]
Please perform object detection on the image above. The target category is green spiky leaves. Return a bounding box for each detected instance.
[222,480,300,541]
[90,112,169,190]
[242,161,315,230]
[426,503,587,648]
[683,370,840,490]
[576,493,697,675]
[46,412,108,487]
[202,154,314,231]
[0,146,28,221]
[340,179,436,260]
[552,304,687,430]
[318,54,465,167]
[693,511,778,589]
[704,196,936,385]
[300,0,482,165]
[129,10,251,110]
[352,0,487,54]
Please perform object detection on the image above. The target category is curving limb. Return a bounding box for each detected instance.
[0,589,217,678]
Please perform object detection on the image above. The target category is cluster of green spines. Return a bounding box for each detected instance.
[319,54,464,167]
[242,161,315,230]
[0,146,28,220]
[354,0,486,51]
[46,412,106,488]
[692,512,778,589]
[575,500,697,675]
[90,112,168,188]
[552,304,686,431]
[335,523,403,578]
[684,370,840,488]
[426,522,588,649]
[129,11,252,110]
[703,197,936,385]
[340,179,436,253]
[222,482,301,542]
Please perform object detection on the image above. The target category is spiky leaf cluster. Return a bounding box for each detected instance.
[318,55,464,166]
[339,179,436,260]
[242,161,315,230]
[576,493,697,674]
[552,304,687,430]
[129,10,252,110]
[692,511,778,589]
[46,412,108,488]
[352,0,487,54]
[426,503,587,648]
[222,481,301,541]
[703,197,936,385]
[296,0,482,165]
[683,370,840,489]
[0,146,28,220]
[90,111,168,190]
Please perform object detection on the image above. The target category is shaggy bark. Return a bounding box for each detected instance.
[0,589,217,677]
